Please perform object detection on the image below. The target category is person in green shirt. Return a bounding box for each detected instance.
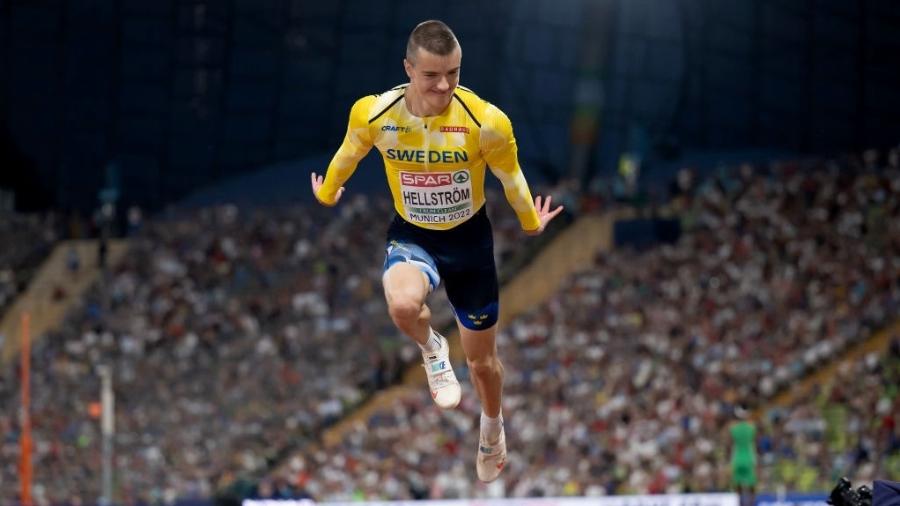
[731,404,758,506]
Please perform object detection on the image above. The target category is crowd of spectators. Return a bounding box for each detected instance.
[756,338,899,493]
[0,191,530,505]
[1,152,898,504]
[256,155,900,500]
[261,336,900,501]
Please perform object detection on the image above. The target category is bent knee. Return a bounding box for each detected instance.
[387,296,423,324]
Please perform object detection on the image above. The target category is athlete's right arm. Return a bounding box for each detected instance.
[312,96,376,206]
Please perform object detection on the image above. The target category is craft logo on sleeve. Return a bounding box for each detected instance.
[400,170,473,225]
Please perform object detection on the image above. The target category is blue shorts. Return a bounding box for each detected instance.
[383,206,499,330]
[383,241,441,291]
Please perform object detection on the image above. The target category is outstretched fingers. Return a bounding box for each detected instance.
[534,194,563,218]
[545,202,564,221]
[542,195,553,213]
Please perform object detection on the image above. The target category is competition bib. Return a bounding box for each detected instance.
[399,170,473,225]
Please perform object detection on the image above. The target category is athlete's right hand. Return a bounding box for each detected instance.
[311,172,344,206]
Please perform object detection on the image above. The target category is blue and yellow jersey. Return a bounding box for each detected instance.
[315,84,541,231]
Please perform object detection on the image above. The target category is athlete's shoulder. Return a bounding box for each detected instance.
[454,86,509,129]
[453,85,483,102]
[453,86,488,122]
[364,84,408,123]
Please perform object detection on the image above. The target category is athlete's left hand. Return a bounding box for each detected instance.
[525,195,564,236]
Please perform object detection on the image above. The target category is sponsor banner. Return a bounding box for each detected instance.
[754,493,828,506]
[244,501,314,506]
[245,493,739,506]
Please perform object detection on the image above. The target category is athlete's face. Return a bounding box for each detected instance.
[404,46,461,114]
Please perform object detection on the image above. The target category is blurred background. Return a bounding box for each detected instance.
[1,0,898,505]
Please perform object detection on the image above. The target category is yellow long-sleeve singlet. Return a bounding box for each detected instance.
[315,84,541,231]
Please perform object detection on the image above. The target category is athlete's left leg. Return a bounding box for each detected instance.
[458,319,507,482]
[458,323,503,418]
[438,208,506,481]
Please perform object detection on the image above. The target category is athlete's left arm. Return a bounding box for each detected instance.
[481,105,563,235]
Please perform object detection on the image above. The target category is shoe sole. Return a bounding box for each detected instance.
[432,384,461,409]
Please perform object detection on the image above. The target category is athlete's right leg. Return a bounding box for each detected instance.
[382,262,432,345]
[382,241,460,408]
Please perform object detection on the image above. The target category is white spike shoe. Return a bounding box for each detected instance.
[476,423,507,482]
[421,331,461,409]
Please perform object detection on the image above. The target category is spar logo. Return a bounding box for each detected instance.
[453,171,469,183]
[400,172,452,187]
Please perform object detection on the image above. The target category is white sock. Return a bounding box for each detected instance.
[480,411,503,443]
[417,329,441,353]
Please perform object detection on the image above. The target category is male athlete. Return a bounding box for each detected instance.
[311,20,563,482]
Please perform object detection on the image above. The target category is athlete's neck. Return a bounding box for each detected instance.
[404,86,450,117]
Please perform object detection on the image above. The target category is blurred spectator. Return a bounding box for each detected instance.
[67,245,81,277]
[127,206,143,238]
